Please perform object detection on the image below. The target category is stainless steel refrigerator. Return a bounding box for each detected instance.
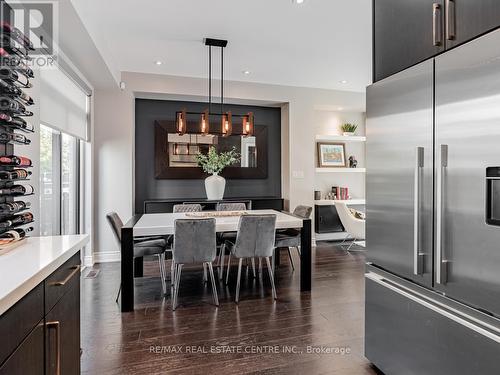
[365,28,500,375]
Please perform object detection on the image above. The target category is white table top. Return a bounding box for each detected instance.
[133,209,303,237]
[0,235,89,316]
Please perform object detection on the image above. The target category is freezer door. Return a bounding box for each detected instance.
[366,60,434,287]
[435,29,500,316]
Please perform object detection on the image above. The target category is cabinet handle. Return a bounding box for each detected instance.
[433,3,443,46]
[413,147,424,275]
[436,144,449,284]
[52,265,81,286]
[445,0,456,40]
[46,321,61,375]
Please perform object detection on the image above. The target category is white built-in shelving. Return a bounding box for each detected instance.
[315,135,366,142]
[315,168,366,173]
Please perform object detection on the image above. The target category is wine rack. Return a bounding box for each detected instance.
[0,2,35,254]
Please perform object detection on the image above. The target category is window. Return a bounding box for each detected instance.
[40,125,86,236]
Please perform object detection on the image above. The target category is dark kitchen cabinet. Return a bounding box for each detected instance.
[0,252,81,375]
[373,0,500,81]
[315,205,344,233]
[446,0,500,47]
[373,0,445,82]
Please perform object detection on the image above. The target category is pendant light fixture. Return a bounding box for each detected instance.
[175,38,254,136]
[242,112,254,137]
[176,109,187,135]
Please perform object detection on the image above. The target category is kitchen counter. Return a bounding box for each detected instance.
[0,235,89,316]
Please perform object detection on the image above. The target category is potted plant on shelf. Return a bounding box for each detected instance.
[341,123,358,136]
[195,146,240,200]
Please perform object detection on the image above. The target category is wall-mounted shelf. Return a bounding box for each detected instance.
[316,168,366,173]
[315,135,366,142]
[315,199,366,205]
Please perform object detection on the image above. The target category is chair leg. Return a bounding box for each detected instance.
[203,263,208,284]
[219,243,225,280]
[258,257,262,273]
[346,238,357,252]
[235,258,243,304]
[225,252,232,285]
[296,246,301,256]
[251,258,256,278]
[265,257,277,300]
[170,260,175,286]
[287,247,295,271]
[173,264,183,310]
[115,284,121,303]
[158,253,167,295]
[271,251,275,272]
[208,262,219,307]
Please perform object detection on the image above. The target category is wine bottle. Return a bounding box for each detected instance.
[0,155,32,167]
[0,22,34,50]
[0,226,33,245]
[0,201,30,214]
[0,184,34,196]
[0,169,31,180]
[0,97,33,116]
[0,213,32,229]
[0,79,34,105]
[0,113,34,132]
[0,68,31,88]
[0,132,30,145]
[0,48,34,79]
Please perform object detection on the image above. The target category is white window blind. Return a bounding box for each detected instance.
[40,67,89,140]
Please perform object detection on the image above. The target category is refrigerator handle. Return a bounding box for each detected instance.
[436,144,449,284]
[414,147,425,275]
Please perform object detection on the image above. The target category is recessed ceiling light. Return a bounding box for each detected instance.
[242,70,251,75]
[154,60,163,66]
[337,107,344,111]
[293,0,305,4]
[340,80,348,84]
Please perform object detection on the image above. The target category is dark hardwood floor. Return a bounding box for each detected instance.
[81,243,378,375]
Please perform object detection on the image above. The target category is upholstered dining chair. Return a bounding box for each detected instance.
[274,205,312,270]
[171,218,219,310]
[173,204,203,213]
[106,212,169,302]
[216,202,247,211]
[224,214,277,303]
[216,202,248,279]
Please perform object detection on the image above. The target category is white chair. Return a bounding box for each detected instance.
[335,202,365,252]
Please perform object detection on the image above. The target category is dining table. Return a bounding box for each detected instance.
[119,209,312,312]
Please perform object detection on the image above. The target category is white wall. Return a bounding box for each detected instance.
[93,72,365,256]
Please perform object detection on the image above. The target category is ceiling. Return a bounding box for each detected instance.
[71,0,372,92]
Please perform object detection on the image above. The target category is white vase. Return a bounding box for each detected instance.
[343,132,355,136]
[205,173,226,200]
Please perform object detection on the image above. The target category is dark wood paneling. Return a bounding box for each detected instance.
[45,252,81,313]
[373,0,445,81]
[0,323,44,375]
[0,283,44,366]
[45,275,81,375]
[154,121,268,179]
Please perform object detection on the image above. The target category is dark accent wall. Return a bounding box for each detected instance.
[134,99,281,212]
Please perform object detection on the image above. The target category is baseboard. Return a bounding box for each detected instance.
[94,251,121,263]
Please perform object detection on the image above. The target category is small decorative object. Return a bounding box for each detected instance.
[317,142,347,168]
[195,146,240,200]
[341,123,358,136]
[349,155,358,168]
[314,191,322,200]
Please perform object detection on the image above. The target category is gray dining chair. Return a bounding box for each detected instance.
[173,204,203,213]
[216,202,247,211]
[216,202,248,279]
[224,214,277,303]
[106,212,168,302]
[274,205,312,270]
[171,218,219,310]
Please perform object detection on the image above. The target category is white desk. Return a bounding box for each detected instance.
[120,210,311,312]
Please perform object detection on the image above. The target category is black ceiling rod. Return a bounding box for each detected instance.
[209,45,212,114]
[221,45,224,113]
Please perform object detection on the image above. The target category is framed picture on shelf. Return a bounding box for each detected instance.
[317,142,346,167]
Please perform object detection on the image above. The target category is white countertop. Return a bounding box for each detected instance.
[315,199,366,206]
[0,235,89,316]
[134,209,303,237]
